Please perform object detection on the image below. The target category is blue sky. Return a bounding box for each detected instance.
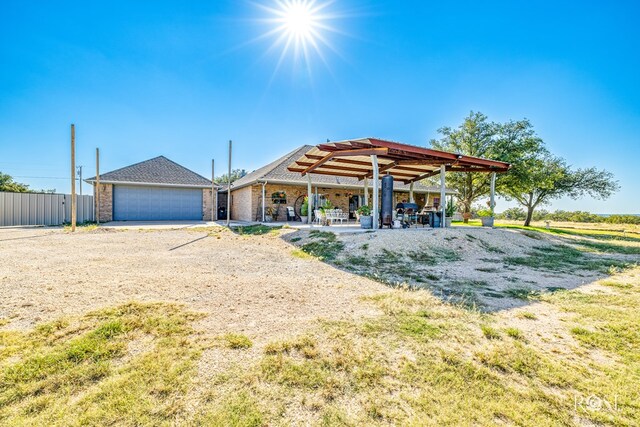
[1,0,638,213]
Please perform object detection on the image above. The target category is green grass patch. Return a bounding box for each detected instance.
[481,324,501,339]
[233,225,282,235]
[504,244,631,273]
[504,288,541,300]
[518,312,537,320]
[301,232,344,261]
[221,333,253,349]
[0,302,203,426]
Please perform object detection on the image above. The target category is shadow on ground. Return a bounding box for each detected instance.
[281,226,638,312]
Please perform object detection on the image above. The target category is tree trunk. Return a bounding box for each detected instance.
[463,202,471,223]
[524,206,534,227]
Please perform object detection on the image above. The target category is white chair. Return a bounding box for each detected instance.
[313,209,324,225]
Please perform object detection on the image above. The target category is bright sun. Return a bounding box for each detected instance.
[282,2,315,38]
[256,0,340,73]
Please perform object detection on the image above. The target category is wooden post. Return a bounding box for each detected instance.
[95,148,100,225]
[211,159,215,221]
[307,174,313,226]
[440,165,446,228]
[226,140,232,227]
[371,155,379,230]
[490,172,496,215]
[409,181,414,203]
[70,124,76,232]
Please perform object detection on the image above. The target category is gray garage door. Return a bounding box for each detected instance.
[113,185,202,221]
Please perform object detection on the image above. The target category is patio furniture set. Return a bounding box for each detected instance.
[313,209,349,225]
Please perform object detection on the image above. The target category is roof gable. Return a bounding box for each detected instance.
[87,156,213,187]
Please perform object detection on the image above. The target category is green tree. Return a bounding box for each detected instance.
[430,112,544,222]
[214,169,247,184]
[0,172,31,192]
[498,153,618,226]
[429,112,497,221]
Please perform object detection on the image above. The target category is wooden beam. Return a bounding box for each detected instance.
[300,151,334,175]
[295,161,370,174]
[301,148,388,176]
[289,168,366,179]
[378,161,397,174]
[403,169,442,184]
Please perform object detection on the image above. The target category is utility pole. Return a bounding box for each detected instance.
[226,140,232,227]
[211,159,218,221]
[70,124,77,232]
[96,148,100,225]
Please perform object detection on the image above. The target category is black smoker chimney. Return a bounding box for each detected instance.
[381,174,394,228]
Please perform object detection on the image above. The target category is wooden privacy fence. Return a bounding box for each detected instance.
[0,192,94,227]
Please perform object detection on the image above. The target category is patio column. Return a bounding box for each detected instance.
[371,155,379,229]
[490,172,496,215]
[363,177,369,206]
[440,165,446,228]
[307,173,313,226]
[409,182,414,203]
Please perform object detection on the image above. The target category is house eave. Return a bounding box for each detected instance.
[84,179,218,189]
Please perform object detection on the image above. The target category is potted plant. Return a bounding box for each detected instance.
[357,205,373,229]
[445,200,456,227]
[265,207,274,223]
[300,197,309,224]
[477,209,494,227]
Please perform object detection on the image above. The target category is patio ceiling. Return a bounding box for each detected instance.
[286,138,510,184]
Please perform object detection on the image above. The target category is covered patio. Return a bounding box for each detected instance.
[287,138,511,229]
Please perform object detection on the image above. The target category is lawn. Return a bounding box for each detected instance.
[1,225,639,425]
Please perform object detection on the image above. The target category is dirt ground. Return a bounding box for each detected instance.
[284,226,636,311]
[0,226,386,342]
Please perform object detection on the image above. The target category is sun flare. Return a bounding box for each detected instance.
[256,0,341,73]
[282,2,315,38]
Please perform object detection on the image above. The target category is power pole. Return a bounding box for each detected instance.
[70,124,77,232]
[226,140,232,227]
[211,159,218,221]
[96,148,100,225]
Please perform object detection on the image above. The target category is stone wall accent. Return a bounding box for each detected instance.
[95,183,113,223]
[202,188,214,221]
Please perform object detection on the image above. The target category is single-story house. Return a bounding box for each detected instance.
[86,156,216,222]
[226,145,456,222]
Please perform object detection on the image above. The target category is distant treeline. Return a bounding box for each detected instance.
[496,208,640,225]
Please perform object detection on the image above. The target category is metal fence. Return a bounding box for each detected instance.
[0,192,94,227]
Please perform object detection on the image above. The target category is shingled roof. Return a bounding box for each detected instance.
[231,145,454,193]
[86,156,213,188]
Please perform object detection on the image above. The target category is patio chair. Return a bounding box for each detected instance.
[313,209,324,225]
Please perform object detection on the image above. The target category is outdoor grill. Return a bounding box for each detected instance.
[395,202,419,227]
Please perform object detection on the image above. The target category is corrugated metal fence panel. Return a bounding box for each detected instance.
[0,192,93,226]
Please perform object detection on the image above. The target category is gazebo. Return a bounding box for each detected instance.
[287,138,511,228]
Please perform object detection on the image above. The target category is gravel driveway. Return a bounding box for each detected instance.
[0,226,386,341]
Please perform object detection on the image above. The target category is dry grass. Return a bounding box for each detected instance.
[1,227,639,425]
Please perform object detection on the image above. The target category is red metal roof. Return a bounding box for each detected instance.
[287,138,510,184]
